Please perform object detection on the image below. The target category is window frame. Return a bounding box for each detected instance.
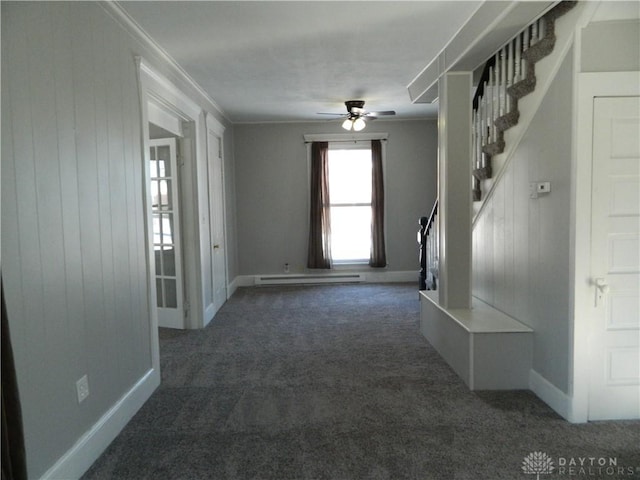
[327,143,373,265]
[304,133,388,268]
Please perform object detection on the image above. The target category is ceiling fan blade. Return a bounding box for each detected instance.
[366,110,396,116]
[317,112,347,116]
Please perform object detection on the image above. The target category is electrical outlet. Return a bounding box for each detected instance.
[76,374,90,404]
[284,263,290,273]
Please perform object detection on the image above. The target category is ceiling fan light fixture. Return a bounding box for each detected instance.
[319,100,394,129]
[352,117,366,131]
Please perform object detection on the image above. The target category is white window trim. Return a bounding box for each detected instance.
[304,132,389,268]
[304,132,388,143]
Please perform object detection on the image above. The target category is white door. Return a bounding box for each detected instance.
[204,126,227,321]
[150,138,185,329]
[588,96,640,420]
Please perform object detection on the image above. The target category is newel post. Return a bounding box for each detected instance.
[437,72,472,309]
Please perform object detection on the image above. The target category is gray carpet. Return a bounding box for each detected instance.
[82,283,640,480]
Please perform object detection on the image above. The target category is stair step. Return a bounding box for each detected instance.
[482,138,505,157]
[495,109,520,132]
[507,76,536,100]
[473,165,493,180]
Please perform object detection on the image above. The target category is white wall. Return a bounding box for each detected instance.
[233,120,437,276]
[581,18,640,73]
[472,48,574,393]
[1,2,235,477]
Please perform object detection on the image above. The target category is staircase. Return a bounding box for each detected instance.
[472,1,577,202]
[422,1,577,292]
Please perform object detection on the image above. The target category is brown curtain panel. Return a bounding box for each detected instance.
[307,142,332,269]
[1,278,28,480]
[370,139,387,267]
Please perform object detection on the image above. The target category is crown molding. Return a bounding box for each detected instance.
[99,1,230,123]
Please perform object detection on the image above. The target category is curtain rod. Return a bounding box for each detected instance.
[303,133,388,143]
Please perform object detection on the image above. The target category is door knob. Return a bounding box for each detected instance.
[595,278,609,292]
[594,277,609,306]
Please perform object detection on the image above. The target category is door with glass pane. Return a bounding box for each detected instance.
[150,138,184,329]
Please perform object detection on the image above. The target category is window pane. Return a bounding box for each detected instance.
[155,249,162,275]
[152,213,175,246]
[330,206,371,261]
[157,180,172,210]
[151,180,157,208]
[156,278,163,307]
[328,149,371,204]
[157,146,171,177]
[163,247,176,276]
[164,279,177,308]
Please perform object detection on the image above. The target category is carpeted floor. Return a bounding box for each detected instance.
[82,283,640,480]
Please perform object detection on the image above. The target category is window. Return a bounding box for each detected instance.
[307,137,386,269]
[327,146,372,263]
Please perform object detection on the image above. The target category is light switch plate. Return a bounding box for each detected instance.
[76,374,90,404]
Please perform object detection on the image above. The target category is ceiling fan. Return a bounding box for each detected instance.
[318,100,396,131]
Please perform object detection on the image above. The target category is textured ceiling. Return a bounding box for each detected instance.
[120,1,481,123]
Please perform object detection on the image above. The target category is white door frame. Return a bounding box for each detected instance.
[137,57,207,361]
[204,112,228,325]
[570,71,640,422]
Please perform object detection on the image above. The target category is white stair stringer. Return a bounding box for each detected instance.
[472,1,594,222]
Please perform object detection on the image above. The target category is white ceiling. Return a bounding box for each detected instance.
[120,1,482,123]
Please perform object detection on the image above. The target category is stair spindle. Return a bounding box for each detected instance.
[500,48,507,116]
[481,85,487,147]
[521,31,528,79]
[472,120,477,169]
[494,64,500,134]
[491,68,500,142]
[477,111,482,168]
[514,35,521,83]
[487,68,493,143]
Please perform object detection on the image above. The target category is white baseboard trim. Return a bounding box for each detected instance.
[363,270,417,283]
[529,369,573,422]
[40,368,160,480]
[230,275,256,290]
[229,271,417,290]
[227,277,239,298]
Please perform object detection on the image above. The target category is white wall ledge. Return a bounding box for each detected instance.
[420,291,532,333]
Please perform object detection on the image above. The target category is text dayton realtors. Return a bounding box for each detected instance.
[557,457,637,477]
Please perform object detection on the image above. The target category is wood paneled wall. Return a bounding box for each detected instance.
[471,48,574,394]
[2,3,152,476]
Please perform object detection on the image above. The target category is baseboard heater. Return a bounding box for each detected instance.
[254,273,363,286]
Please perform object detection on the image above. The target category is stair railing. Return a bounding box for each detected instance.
[471,11,554,201]
[423,199,439,291]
